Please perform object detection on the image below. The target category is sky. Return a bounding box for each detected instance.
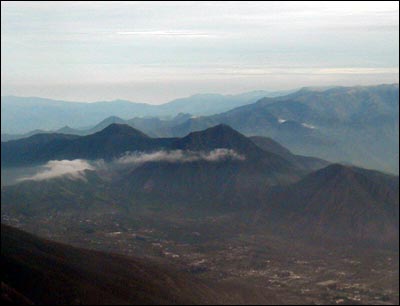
[1,1,399,104]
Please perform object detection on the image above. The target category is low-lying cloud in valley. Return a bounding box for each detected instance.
[18,159,94,182]
[12,149,245,183]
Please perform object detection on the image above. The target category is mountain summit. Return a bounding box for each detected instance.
[91,123,150,138]
[174,124,265,158]
[267,164,399,246]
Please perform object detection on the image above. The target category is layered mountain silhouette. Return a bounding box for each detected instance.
[2,124,311,212]
[2,123,314,176]
[164,84,399,173]
[1,123,399,247]
[5,124,317,208]
[3,85,398,173]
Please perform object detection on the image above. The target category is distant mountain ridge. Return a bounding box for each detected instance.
[163,84,399,174]
[1,89,292,134]
[3,84,397,175]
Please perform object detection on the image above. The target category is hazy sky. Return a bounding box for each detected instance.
[1,1,399,103]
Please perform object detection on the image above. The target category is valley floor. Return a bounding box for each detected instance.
[2,206,398,305]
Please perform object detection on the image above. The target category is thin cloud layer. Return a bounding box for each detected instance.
[116,149,246,164]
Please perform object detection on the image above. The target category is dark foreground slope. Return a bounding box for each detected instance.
[2,224,276,305]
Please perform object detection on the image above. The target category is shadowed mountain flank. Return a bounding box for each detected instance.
[263,164,399,247]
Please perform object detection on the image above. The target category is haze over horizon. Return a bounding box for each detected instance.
[1,1,399,104]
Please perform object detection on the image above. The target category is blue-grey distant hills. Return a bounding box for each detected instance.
[2,84,398,174]
[164,84,399,174]
[1,89,292,135]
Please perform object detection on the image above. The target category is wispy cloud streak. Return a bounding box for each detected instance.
[116,149,245,164]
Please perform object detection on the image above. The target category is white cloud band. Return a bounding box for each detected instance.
[116,149,245,164]
[18,159,94,182]
[15,149,245,182]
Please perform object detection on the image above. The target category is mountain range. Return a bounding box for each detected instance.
[2,123,320,173]
[164,84,399,174]
[1,124,310,208]
[3,84,398,174]
[2,85,399,303]
[1,123,398,247]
